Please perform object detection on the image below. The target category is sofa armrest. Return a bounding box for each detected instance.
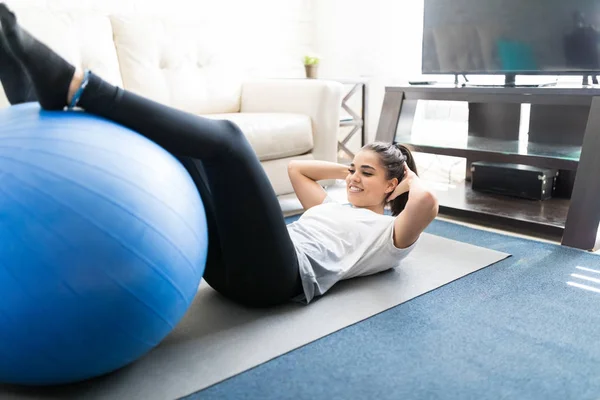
[240,79,343,163]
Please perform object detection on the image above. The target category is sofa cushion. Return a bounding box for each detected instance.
[110,15,244,115]
[204,113,314,162]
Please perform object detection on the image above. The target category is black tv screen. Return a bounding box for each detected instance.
[422,0,600,75]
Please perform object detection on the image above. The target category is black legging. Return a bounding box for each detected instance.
[59,73,303,307]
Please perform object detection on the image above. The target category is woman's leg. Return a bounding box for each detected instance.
[91,91,304,306]
[79,78,303,306]
[0,5,303,307]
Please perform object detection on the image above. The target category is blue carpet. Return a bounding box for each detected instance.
[184,218,600,400]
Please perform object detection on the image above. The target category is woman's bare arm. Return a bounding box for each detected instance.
[390,165,439,249]
[287,160,349,210]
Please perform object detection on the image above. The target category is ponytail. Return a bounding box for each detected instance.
[390,144,417,216]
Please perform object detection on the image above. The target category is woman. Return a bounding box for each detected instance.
[287,143,437,303]
[0,3,438,307]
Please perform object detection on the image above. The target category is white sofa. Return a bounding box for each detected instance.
[0,2,343,196]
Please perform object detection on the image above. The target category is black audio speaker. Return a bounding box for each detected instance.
[471,162,558,200]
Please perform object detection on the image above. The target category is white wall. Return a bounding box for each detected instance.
[312,0,426,141]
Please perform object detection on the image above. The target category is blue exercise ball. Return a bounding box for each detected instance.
[0,103,208,385]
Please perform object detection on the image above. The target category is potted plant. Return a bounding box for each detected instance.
[303,54,320,79]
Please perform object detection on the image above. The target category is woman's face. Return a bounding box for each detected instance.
[346,150,397,213]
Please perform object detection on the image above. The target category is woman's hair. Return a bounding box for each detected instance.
[362,142,417,216]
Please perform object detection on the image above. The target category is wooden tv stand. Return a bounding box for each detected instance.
[375,84,600,250]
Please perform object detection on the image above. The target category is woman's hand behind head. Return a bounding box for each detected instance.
[387,163,417,201]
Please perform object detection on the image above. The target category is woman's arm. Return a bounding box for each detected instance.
[287,160,349,210]
[391,165,439,249]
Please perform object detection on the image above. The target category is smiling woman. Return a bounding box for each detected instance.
[286,141,438,303]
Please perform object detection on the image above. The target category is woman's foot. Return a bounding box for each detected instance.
[0,3,75,110]
[0,29,36,104]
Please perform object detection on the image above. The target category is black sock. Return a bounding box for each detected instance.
[0,3,74,110]
[0,30,36,105]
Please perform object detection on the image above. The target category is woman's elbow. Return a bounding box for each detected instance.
[288,160,301,178]
[413,191,439,220]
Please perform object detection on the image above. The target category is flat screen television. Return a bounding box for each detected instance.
[422,0,600,80]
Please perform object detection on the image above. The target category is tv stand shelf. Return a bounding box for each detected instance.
[393,134,580,170]
[435,181,570,237]
[376,84,600,250]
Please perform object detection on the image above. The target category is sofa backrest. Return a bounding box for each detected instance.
[110,15,243,114]
[0,2,244,114]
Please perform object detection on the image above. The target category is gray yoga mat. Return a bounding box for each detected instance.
[0,232,509,400]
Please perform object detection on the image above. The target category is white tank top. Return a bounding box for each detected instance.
[287,197,418,303]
